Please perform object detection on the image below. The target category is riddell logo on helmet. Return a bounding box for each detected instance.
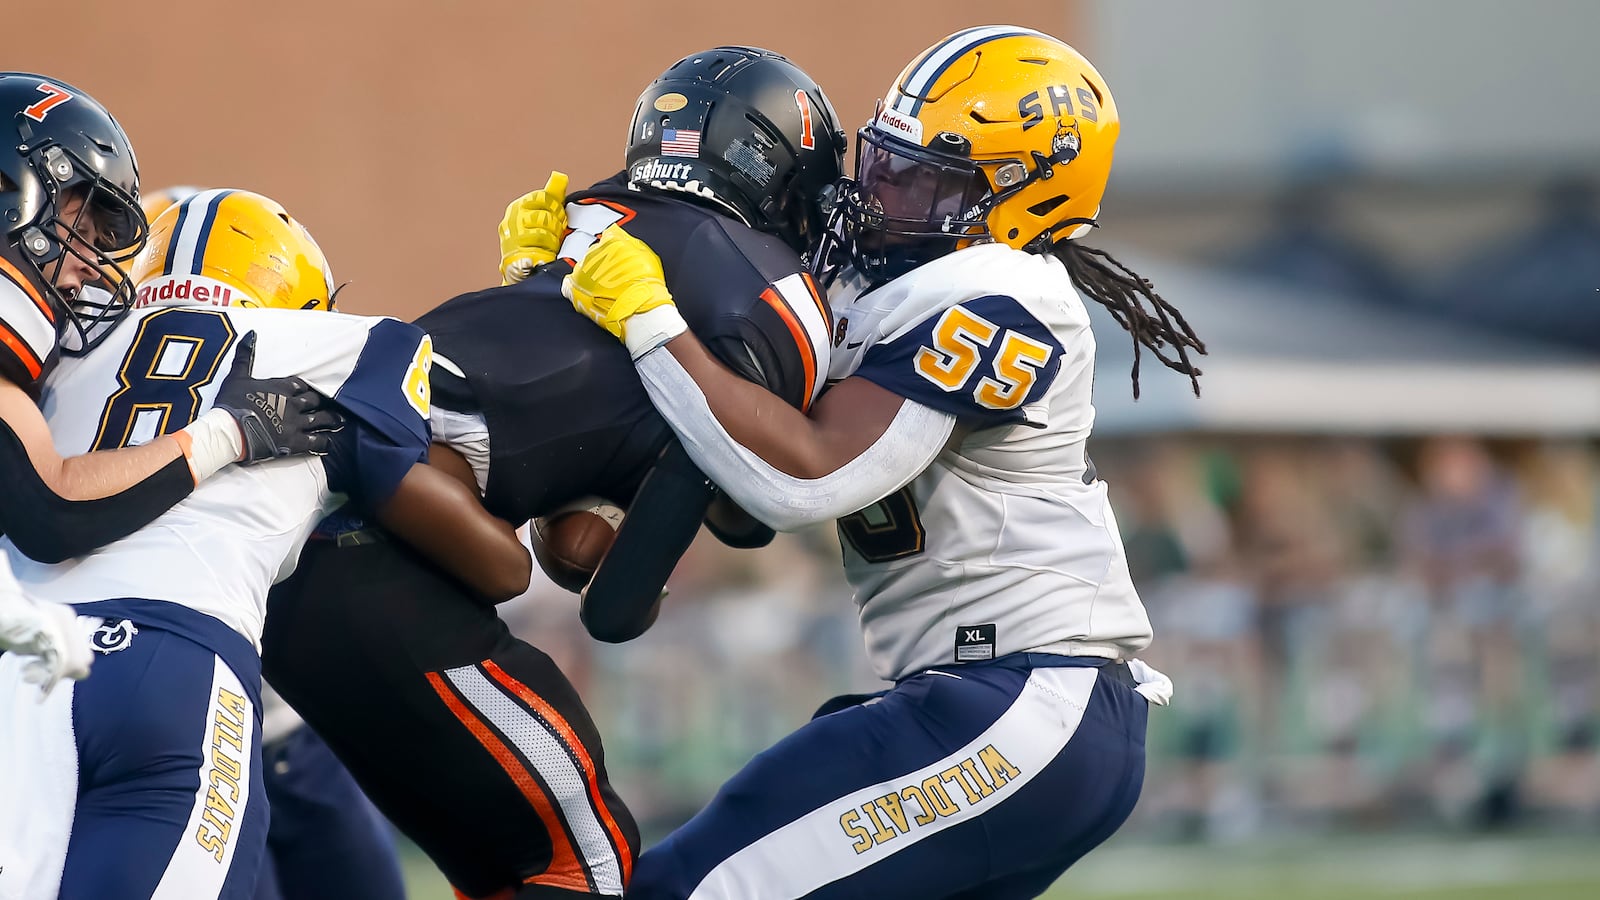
[135,275,238,309]
[873,108,923,144]
[632,159,695,183]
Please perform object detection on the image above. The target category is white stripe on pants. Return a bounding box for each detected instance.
[446,664,626,895]
[687,666,1100,900]
[151,655,256,899]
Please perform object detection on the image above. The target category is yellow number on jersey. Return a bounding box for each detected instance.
[913,306,1051,410]
[976,331,1053,410]
[914,307,996,390]
[403,335,433,418]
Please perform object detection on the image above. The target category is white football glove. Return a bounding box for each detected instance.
[0,588,100,698]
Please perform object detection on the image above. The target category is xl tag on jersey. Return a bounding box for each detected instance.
[955,624,996,662]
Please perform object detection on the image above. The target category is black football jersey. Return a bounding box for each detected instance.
[416,173,830,526]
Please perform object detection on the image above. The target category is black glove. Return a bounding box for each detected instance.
[213,332,345,465]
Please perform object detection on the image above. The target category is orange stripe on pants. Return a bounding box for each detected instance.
[481,660,633,886]
[425,671,590,894]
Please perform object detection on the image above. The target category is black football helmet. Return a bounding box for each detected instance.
[0,73,146,355]
[625,47,846,255]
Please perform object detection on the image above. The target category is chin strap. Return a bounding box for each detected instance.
[1027,215,1099,251]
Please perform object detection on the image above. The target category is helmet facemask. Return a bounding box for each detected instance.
[832,117,1099,285]
[835,126,991,283]
[10,140,147,355]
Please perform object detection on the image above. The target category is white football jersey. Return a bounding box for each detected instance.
[1,287,432,650]
[825,243,1151,682]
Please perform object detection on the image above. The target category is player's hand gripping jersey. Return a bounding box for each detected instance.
[2,292,431,647]
[420,173,828,523]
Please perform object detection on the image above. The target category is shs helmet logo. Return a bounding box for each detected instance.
[1017,83,1099,130]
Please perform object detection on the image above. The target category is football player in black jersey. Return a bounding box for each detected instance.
[0,75,333,687]
[260,46,846,900]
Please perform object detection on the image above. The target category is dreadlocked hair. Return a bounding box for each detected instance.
[1050,241,1206,398]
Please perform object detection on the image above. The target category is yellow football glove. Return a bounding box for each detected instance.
[562,227,676,343]
[498,170,569,285]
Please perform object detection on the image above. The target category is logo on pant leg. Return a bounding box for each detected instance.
[838,744,1022,854]
[195,686,249,862]
[91,619,138,653]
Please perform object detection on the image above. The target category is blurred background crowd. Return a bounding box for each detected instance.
[498,3,1600,857]
[19,0,1598,895]
[508,433,1599,845]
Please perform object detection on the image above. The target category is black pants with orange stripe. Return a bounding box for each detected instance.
[261,538,638,899]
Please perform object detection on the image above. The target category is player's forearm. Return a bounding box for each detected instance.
[658,333,869,478]
[0,422,195,563]
[51,436,188,500]
[377,461,531,602]
[1,378,230,501]
[636,342,954,530]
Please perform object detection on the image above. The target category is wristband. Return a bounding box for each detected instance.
[176,408,244,483]
[622,305,689,360]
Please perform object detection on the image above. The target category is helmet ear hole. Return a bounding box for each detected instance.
[1028,195,1068,218]
[1080,74,1105,105]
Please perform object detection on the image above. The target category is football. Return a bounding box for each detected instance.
[530,496,626,593]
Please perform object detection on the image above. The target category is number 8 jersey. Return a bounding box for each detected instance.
[824,243,1152,682]
[3,295,432,650]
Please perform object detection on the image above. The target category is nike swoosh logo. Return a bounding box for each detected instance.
[846,340,864,349]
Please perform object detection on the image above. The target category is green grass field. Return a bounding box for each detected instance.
[399,831,1600,898]
[1041,832,1600,899]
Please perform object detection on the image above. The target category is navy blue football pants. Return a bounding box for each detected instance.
[252,724,406,900]
[0,599,268,900]
[627,654,1147,900]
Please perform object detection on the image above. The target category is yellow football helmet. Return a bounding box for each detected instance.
[137,185,203,223]
[834,26,1119,280]
[99,185,202,291]
[130,189,336,311]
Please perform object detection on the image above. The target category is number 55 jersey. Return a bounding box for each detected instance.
[1,291,432,649]
[824,243,1152,683]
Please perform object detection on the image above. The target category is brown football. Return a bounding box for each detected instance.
[530,498,625,593]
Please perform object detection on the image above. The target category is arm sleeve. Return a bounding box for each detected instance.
[0,417,194,564]
[634,347,954,531]
[579,439,715,643]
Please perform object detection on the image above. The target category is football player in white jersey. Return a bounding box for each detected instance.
[560,27,1206,899]
[131,186,409,900]
[0,76,337,687]
[0,188,524,900]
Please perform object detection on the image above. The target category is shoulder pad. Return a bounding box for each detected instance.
[0,255,60,387]
[852,291,1065,429]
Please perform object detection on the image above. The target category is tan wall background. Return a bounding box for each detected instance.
[13,1,1079,319]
